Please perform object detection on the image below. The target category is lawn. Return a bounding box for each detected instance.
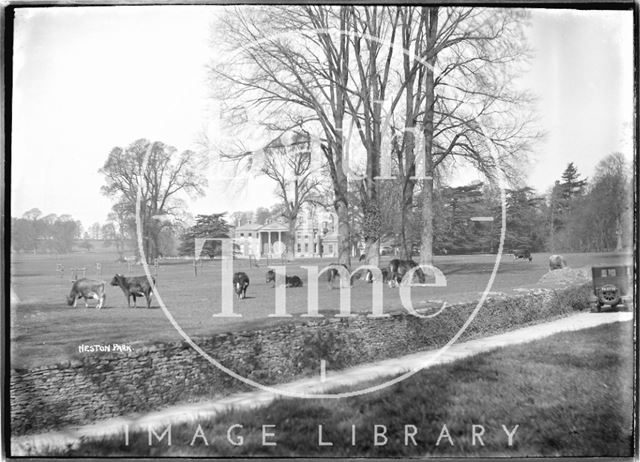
[10,250,631,368]
[43,320,634,457]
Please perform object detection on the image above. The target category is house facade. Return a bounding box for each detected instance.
[233,207,338,259]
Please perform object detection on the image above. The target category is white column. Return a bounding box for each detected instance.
[268,232,272,256]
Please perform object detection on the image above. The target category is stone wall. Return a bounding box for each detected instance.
[10,285,590,435]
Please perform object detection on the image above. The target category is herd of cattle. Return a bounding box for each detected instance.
[64,258,428,309]
[66,274,155,310]
[229,258,431,301]
[64,251,568,309]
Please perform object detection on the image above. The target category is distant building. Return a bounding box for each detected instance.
[234,220,289,258]
[233,207,338,258]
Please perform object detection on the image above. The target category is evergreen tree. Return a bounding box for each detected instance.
[559,162,588,201]
[504,187,547,251]
[178,213,230,258]
[548,162,588,250]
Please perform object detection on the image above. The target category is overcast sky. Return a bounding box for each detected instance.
[11,6,634,228]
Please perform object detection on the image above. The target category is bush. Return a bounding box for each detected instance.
[551,283,592,312]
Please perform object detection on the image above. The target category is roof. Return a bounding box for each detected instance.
[257,221,289,232]
[235,221,290,233]
[235,222,262,231]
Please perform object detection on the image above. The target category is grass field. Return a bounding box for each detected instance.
[43,320,634,457]
[10,249,631,368]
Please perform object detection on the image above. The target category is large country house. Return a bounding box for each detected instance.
[233,208,338,259]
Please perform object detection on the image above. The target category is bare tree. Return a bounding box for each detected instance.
[209,5,354,265]
[100,139,208,261]
[221,130,324,259]
[209,6,538,267]
[415,7,538,265]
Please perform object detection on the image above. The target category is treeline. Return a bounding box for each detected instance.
[395,153,632,254]
[549,153,632,252]
[11,209,83,254]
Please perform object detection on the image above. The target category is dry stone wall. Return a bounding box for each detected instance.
[11,285,590,435]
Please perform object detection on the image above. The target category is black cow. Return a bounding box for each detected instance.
[110,274,155,308]
[364,267,391,284]
[266,270,303,288]
[67,278,106,309]
[233,272,250,299]
[326,263,349,288]
[388,259,425,287]
[513,248,532,261]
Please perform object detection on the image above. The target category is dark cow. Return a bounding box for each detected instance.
[364,267,391,284]
[233,272,250,299]
[388,259,425,287]
[326,263,349,288]
[110,274,155,308]
[266,270,303,288]
[512,248,532,261]
[548,254,567,270]
[67,278,106,309]
[266,269,276,285]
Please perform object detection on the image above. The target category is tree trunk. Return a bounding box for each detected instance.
[399,165,416,260]
[335,199,351,266]
[325,139,351,267]
[287,219,296,260]
[398,11,418,261]
[420,7,438,267]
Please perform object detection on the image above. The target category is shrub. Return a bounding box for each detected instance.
[552,283,592,312]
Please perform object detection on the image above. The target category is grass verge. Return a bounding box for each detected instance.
[40,320,634,458]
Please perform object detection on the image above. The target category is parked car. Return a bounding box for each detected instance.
[589,265,633,312]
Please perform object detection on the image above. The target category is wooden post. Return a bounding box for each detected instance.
[70,267,86,282]
[154,258,159,279]
[96,262,102,278]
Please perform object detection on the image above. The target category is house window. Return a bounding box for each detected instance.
[240,233,244,237]
[304,243,309,252]
[297,244,301,253]
[248,232,252,237]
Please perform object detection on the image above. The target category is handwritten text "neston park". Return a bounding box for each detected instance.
[78,344,132,353]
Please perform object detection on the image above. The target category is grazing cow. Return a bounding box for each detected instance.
[388,259,425,287]
[326,263,349,288]
[364,267,391,284]
[512,248,532,261]
[67,278,106,309]
[233,272,250,299]
[110,274,155,309]
[548,254,567,270]
[266,270,303,288]
[284,275,303,288]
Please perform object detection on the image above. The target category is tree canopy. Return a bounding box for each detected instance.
[100,139,208,261]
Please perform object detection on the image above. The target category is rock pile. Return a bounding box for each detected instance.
[538,266,590,285]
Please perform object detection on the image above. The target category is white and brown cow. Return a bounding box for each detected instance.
[67,278,106,309]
